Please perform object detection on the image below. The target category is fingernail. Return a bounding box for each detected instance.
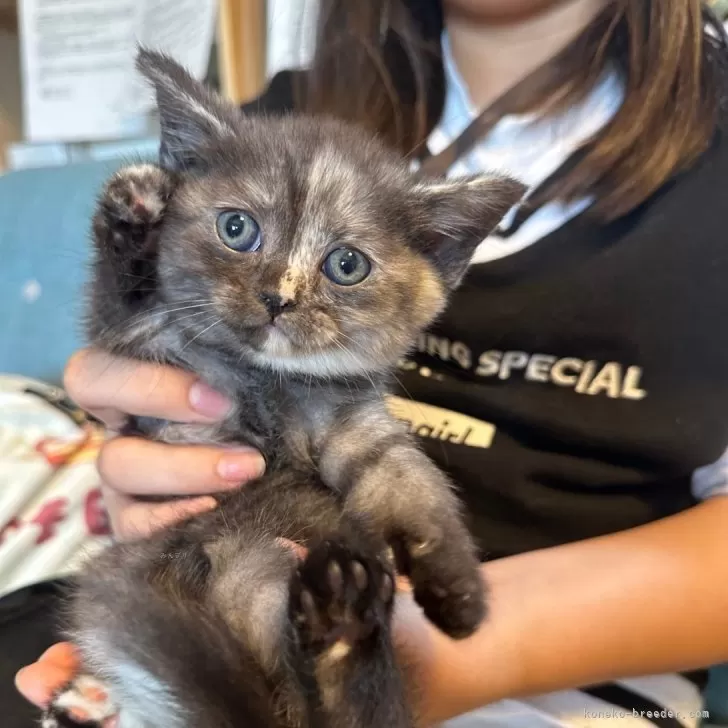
[217,450,266,482]
[189,381,231,419]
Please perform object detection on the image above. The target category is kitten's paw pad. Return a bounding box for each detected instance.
[41,673,117,728]
[413,573,486,639]
[290,540,394,655]
[102,164,175,226]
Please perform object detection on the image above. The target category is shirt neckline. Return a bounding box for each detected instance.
[433,30,625,265]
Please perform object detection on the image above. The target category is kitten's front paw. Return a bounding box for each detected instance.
[290,540,394,658]
[403,538,486,639]
[101,163,176,228]
[412,564,485,639]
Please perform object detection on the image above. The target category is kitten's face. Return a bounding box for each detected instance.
[158,120,455,377]
[122,50,525,378]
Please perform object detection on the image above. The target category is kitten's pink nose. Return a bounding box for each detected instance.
[259,291,296,319]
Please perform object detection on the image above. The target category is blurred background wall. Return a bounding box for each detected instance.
[0,0,319,173]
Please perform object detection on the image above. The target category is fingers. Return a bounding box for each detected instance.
[97,437,266,539]
[64,349,267,541]
[16,644,119,727]
[15,643,80,708]
[101,488,218,540]
[64,348,232,429]
[97,438,265,496]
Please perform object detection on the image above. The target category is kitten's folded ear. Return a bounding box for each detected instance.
[136,46,240,171]
[414,174,527,287]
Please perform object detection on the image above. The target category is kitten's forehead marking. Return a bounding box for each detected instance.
[282,151,342,297]
[308,148,358,212]
[242,177,275,209]
[307,150,336,193]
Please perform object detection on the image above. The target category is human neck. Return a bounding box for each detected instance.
[444,0,606,110]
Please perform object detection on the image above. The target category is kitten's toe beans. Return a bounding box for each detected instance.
[379,571,394,604]
[295,588,321,631]
[327,559,344,597]
[290,539,394,655]
[351,560,368,591]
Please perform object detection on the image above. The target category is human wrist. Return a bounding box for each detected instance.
[394,564,528,725]
[433,567,528,721]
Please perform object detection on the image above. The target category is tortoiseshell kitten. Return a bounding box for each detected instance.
[47,50,525,728]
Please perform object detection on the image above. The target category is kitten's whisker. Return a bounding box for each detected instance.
[117,272,157,282]
[219,507,231,534]
[179,318,223,353]
[158,302,216,316]
[330,339,381,392]
[390,373,417,405]
[336,339,381,394]
[171,310,214,324]
[389,370,449,460]
[119,301,213,330]
[337,332,385,395]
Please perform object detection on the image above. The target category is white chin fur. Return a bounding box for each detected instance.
[262,325,294,357]
[249,342,382,379]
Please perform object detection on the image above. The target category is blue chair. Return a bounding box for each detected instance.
[0,160,118,383]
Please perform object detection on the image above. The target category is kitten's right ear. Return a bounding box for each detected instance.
[413,173,527,288]
[136,47,239,171]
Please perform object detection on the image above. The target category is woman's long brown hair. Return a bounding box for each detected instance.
[301,0,727,221]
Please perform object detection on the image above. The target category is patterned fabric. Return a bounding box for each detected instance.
[0,375,112,599]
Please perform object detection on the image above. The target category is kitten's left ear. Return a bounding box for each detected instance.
[136,47,239,171]
[414,174,527,287]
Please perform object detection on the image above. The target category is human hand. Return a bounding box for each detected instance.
[15,643,118,727]
[64,348,266,540]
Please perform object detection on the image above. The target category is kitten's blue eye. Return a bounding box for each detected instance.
[216,210,261,252]
[322,247,371,286]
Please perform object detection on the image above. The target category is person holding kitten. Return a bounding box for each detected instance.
[14,1,728,726]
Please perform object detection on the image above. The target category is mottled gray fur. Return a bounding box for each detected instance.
[63,48,525,728]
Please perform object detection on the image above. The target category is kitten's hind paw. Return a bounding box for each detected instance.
[290,540,394,658]
[41,673,116,728]
[100,164,176,229]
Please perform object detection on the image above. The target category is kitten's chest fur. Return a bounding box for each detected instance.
[131,337,384,476]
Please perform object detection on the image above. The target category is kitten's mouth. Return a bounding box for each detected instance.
[261,322,295,354]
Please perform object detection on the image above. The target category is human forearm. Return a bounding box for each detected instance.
[397,497,728,724]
